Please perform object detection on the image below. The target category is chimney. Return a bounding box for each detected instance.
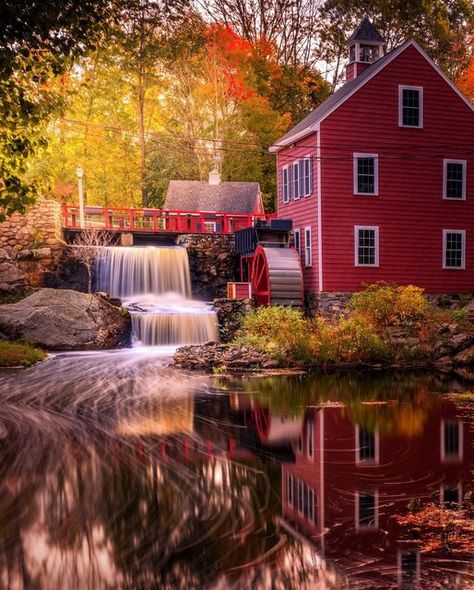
[208,168,221,185]
[345,17,385,83]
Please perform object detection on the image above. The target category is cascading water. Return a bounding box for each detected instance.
[97,246,219,347]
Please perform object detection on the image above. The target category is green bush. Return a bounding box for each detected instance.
[236,306,313,362]
[315,314,389,364]
[349,283,429,330]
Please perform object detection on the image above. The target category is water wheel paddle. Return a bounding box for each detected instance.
[250,245,303,307]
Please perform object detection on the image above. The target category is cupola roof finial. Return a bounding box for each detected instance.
[347,16,385,44]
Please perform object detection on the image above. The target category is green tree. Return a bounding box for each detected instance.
[316,0,474,88]
[0,0,119,217]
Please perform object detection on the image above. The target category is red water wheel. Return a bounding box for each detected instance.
[251,245,271,305]
[250,244,304,307]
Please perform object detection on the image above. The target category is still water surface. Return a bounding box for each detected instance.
[0,352,472,589]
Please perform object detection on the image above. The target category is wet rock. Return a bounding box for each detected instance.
[453,344,474,366]
[434,355,453,371]
[0,248,27,293]
[0,288,131,350]
[173,342,278,371]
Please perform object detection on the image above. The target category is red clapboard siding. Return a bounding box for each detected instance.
[320,45,474,293]
[277,134,319,290]
[276,43,474,294]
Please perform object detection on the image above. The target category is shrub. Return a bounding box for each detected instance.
[236,306,314,362]
[315,314,389,364]
[349,283,429,330]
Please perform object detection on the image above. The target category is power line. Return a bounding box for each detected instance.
[61,117,474,154]
[59,117,474,161]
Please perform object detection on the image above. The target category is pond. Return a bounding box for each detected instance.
[0,351,472,589]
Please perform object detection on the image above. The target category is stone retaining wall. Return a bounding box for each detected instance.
[0,199,67,293]
[177,234,239,300]
[306,292,352,321]
[213,298,254,342]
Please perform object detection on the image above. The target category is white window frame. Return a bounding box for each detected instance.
[397,550,421,587]
[398,85,424,128]
[203,221,217,233]
[298,159,305,198]
[282,166,289,203]
[306,417,315,461]
[440,481,462,509]
[443,159,466,200]
[355,226,379,267]
[304,155,312,196]
[355,489,379,531]
[353,153,379,196]
[355,425,380,465]
[287,473,295,507]
[440,419,464,462]
[304,226,312,267]
[293,162,299,200]
[442,229,466,269]
[293,228,301,253]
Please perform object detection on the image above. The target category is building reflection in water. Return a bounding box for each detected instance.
[280,400,473,589]
[0,360,472,589]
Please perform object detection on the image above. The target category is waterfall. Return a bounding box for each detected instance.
[97,246,191,298]
[97,246,218,347]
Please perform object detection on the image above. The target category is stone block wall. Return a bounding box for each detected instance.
[177,234,239,300]
[213,298,254,342]
[0,199,66,293]
[306,291,352,321]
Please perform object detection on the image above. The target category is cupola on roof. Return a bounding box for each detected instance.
[347,16,386,44]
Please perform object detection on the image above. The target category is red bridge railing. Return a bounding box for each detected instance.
[63,205,274,234]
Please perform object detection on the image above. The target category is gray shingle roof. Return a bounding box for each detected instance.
[348,17,386,43]
[271,41,409,149]
[164,180,261,213]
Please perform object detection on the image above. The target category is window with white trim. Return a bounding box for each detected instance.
[287,473,294,507]
[293,228,300,253]
[443,160,466,200]
[354,153,378,195]
[306,418,314,460]
[443,230,465,269]
[399,85,423,128]
[304,226,312,267]
[282,167,289,203]
[355,226,379,267]
[288,165,294,200]
[203,221,216,233]
[293,162,299,199]
[304,157,312,195]
[398,550,420,587]
[298,160,305,198]
[441,419,463,462]
[356,425,379,464]
[356,490,378,529]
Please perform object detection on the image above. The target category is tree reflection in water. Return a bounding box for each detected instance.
[0,353,344,589]
[0,354,472,588]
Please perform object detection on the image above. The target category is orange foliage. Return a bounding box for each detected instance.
[205,24,280,102]
[457,37,474,101]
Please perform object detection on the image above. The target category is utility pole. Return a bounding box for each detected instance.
[76,166,85,229]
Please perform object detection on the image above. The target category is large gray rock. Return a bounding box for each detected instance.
[0,288,130,350]
[0,249,27,293]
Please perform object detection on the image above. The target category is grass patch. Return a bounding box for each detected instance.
[0,341,46,367]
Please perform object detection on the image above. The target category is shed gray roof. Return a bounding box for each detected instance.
[348,17,386,44]
[164,180,261,213]
[271,41,409,149]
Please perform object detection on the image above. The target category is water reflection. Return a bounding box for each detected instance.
[0,358,472,589]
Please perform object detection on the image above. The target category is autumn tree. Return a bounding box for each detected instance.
[0,0,120,217]
[457,37,474,101]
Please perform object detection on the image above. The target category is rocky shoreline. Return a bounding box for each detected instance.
[172,328,474,376]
